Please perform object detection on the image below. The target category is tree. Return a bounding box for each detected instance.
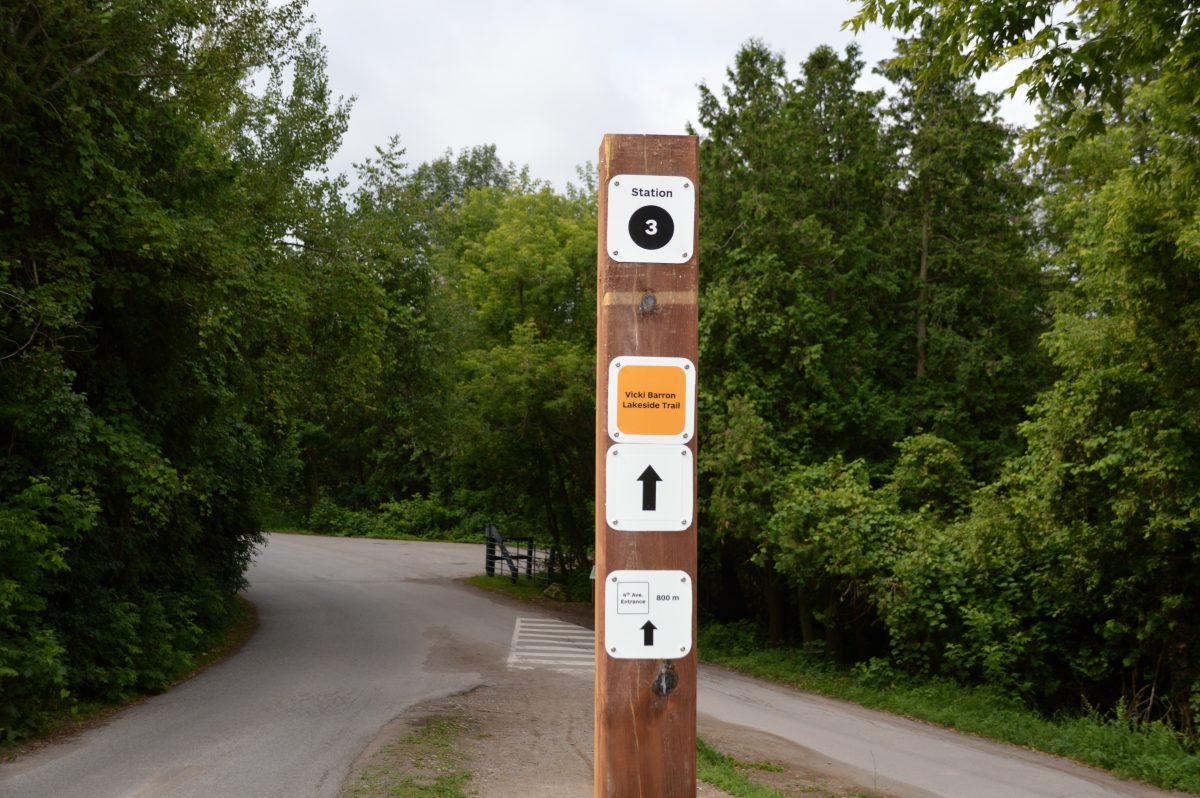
[0,0,347,737]
[851,0,1200,150]
[881,36,1052,477]
[854,0,1200,730]
[288,141,515,512]
[693,39,1048,645]
[1015,82,1200,726]
[437,180,598,569]
[694,41,901,641]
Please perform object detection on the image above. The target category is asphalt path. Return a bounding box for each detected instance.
[0,534,512,798]
[698,669,1187,798]
[1,533,1189,798]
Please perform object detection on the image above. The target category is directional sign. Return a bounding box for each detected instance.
[604,569,692,659]
[605,174,695,264]
[606,444,693,531]
[608,356,696,444]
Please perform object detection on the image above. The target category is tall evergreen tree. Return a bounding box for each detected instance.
[881,36,1052,477]
[694,42,897,639]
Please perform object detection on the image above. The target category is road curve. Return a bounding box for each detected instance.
[2,533,1191,798]
[0,533,515,798]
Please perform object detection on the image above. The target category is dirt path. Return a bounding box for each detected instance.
[340,663,891,797]
[340,589,889,797]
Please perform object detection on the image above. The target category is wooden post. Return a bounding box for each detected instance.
[594,134,699,797]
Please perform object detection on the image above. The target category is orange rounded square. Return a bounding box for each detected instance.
[616,365,687,436]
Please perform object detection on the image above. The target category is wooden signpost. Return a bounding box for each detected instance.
[594,134,699,797]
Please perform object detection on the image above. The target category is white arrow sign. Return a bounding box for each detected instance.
[605,444,693,531]
[604,570,692,659]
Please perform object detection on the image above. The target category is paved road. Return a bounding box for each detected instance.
[0,534,513,798]
[699,668,1187,798]
[1,533,1189,798]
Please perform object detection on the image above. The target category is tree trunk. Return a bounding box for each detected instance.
[765,567,785,644]
[797,587,815,645]
[916,210,930,379]
[824,591,843,660]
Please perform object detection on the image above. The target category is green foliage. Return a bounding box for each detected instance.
[852,0,1200,739]
[851,0,1200,156]
[885,434,974,518]
[875,493,1047,690]
[692,38,1049,651]
[0,482,88,738]
[0,0,347,738]
[308,498,378,538]
[377,496,461,540]
[881,36,1053,476]
[698,619,766,658]
[766,457,903,613]
[304,496,479,542]
[289,140,515,513]
[1010,79,1200,727]
[429,180,598,569]
[445,321,595,560]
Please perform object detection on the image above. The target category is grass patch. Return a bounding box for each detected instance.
[697,738,870,797]
[699,622,1200,794]
[341,714,476,798]
[697,738,790,797]
[465,574,550,601]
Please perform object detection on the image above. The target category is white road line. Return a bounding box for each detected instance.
[507,617,595,672]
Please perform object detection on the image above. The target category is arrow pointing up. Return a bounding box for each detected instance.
[637,465,662,511]
[641,620,657,646]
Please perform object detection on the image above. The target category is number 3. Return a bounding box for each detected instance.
[645,219,658,236]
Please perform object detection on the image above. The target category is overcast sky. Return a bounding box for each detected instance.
[303,1,1035,191]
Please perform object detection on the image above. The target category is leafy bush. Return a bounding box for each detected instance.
[307,498,378,537]
[699,620,765,658]
[377,495,458,539]
[0,483,92,740]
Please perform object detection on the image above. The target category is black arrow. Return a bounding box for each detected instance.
[641,620,657,646]
[637,465,662,511]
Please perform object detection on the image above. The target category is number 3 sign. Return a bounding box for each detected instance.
[606,174,695,264]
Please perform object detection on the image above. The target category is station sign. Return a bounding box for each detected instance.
[607,356,695,444]
[605,174,695,264]
[605,444,693,532]
[604,570,692,659]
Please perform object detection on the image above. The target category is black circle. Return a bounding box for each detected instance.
[628,205,674,251]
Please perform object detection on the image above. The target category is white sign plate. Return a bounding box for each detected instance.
[606,174,695,264]
[607,355,696,444]
[605,444,693,531]
[604,570,692,659]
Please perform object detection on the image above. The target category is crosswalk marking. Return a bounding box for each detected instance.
[507,617,595,671]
